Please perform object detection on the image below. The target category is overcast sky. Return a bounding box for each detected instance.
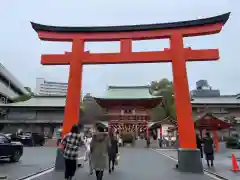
[0,0,238,96]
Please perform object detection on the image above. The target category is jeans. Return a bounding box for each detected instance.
[88,152,93,173]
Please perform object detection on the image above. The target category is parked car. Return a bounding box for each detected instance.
[226,136,240,149]
[4,133,12,138]
[11,132,45,146]
[0,133,23,162]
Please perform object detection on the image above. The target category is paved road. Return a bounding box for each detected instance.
[155,147,240,180]
[35,148,212,180]
[0,147,57,180]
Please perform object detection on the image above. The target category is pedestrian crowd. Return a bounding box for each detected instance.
[59,123,215,180]
[60,124,119,180]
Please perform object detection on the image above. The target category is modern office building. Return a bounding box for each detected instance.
[190,80,221,97]
[0,63,29,103]
[35,78,68,96]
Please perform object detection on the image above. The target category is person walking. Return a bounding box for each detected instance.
[61,124,84,180]
[196,134,203,158]
[158,136,163,148]
[203,132,214,167]
[146,136,150,148]
[84,134,93,175]
[108,133,118,174]
[90,126,109,180]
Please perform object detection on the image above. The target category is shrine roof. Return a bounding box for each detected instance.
[191,96,240,105]
[149,116,177,129]
[31,13,230,33]
[195,113,231,130]
[94,85,161,100]
[0,96,80,108]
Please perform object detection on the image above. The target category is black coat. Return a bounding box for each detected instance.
[196,137,202,149]
[203,137,214,154]
[108,139,118,158]
[196,136,203,158]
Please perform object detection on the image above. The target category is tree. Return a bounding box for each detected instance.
[12,94,32,102]
[149,78,176,121]
[12,87,34,103]
[24,87,34,96]
[80,93,105,124]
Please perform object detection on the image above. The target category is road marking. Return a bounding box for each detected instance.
[151,149,229,180]
[17,156,84,180]
[22,167,54,180]
[154,148,177,151]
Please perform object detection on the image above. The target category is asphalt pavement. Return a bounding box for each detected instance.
[0,147,57,180]
[154,144,240,180]
[35,147,213,180]
[1,142,238,180]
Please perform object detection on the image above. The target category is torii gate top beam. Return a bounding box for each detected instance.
[31,13,230,42]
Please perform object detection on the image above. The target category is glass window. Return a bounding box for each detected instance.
[0,135,9,143]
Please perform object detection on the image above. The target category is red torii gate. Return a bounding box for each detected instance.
[31,12,230,172]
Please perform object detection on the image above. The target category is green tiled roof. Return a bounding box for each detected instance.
[96,86,161,100]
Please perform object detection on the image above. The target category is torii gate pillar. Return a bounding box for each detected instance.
[31,12,230,173]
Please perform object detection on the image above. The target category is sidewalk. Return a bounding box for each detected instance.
[154,148,240,180]
[34,148,213,180]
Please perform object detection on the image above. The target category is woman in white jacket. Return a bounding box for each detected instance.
[84,135,93,175]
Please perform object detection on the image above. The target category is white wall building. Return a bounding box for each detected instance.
[0,63,29,103]
[35,78,68,96]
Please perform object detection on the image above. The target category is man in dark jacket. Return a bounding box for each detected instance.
[108,133,118,174]
[196,134,203,158]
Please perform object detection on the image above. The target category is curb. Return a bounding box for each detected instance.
[15,165,54,180]
[15,156,84,180]
[155,148,177,151]
[151,149,229,180]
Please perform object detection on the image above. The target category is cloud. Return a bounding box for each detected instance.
[0,0,238,96]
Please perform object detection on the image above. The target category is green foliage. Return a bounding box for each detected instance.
[12,87,34,103]
[12,94,32,102]
[226,136,240,148]
[149,78,176,121]
[24,87,34,95]
[150,105,166,122]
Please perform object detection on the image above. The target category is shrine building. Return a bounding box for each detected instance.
[93,85,163,136]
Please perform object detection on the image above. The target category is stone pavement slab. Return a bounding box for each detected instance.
[155,148,240,180]
[34,148,212,180]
